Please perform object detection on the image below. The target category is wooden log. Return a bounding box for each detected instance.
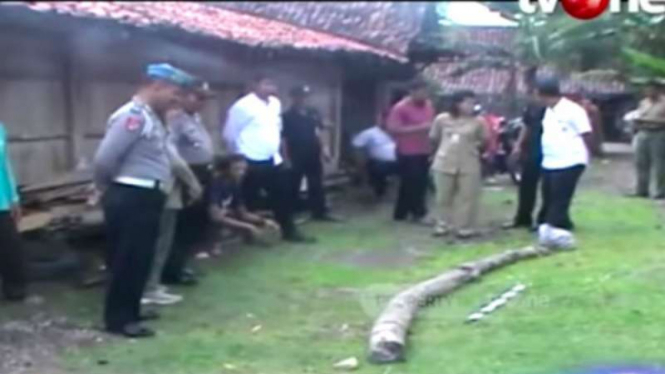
[368,246,554,364]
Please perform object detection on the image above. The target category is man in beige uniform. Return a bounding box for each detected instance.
[430,90,488,239]
[142,108,202,306]
[162,80,216,285]
[633,79,665,199]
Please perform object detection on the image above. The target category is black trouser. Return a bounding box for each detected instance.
[291,155,327,218]
[540,165,585,230]
[514,158,542,227]
[162,164,211,282]
[394,154,430,220]
[242,159,297,238]
[102,184,165,330]
[0,212,27,299]
[367,160,398,198]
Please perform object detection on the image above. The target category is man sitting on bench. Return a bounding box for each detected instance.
[208,154,280,244]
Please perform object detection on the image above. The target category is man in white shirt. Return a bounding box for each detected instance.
[222,75,314,243]
[352,111,398,198]
[536,76,593,234]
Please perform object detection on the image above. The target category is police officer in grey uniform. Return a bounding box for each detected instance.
[93,63,195,338]
[162,79,216,285]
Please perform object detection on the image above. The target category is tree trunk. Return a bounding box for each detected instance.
[507,59,519,116]
[368,246,554,364]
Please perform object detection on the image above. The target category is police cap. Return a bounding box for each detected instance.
[146,63,196,88]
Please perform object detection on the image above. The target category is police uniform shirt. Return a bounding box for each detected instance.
[93,98,171,189]
[636,96,665,129]
[169,110,214,165]
[208,176,243,214]
[281,106,323,159]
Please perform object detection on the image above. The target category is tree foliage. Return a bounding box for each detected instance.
[443,2,665,81]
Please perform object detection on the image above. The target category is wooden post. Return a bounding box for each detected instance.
[61,35,81,170]
[333,78,343,171]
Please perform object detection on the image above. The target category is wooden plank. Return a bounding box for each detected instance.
[7,134,68,142]
[18,212,53,233]
[20,169,92,193]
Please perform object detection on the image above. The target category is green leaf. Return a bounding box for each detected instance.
[623,48,665,75]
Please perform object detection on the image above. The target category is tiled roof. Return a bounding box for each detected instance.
[442,27,516,51]
[425,27,627,95]
[4,1,405,62]
[212,2,428,56]
[426,62,627,95]
[425,62,514,95]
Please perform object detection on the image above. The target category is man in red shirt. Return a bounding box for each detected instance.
[386,80,435,222]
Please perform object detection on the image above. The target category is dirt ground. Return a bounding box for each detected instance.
[0,297,103,374]
[0,143,640,374]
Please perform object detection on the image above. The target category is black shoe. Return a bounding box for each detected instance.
[3,286,27,302]
[502,221,531,230]
[182,268,197,278]
[312,214,344,223]
[162,274,199,287]
[283,232,317,244]
[138,310,161,322]
[107,323,156,339]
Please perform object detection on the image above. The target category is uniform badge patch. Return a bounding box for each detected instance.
[124,115,143,132]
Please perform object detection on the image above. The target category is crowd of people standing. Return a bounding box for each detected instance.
[91,64,344,338]
[354,75,595,245]
[1,61,663,340]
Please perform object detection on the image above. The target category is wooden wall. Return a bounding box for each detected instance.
[0,19,344,185]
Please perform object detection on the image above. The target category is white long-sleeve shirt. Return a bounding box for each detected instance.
[222,93,283,165]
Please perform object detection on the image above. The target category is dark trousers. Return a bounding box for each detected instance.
[162,164,211,282]
[102,184,165,330]
[242,159,297,237]
[0,212,27,299]
[394,154,430,220]
[291,155,327,218]
[540,165,585,230]
[367,160,398,198]
[514,159,542,227]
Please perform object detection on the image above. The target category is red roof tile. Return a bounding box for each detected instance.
[212,2,428,56]
[4,1,406,62]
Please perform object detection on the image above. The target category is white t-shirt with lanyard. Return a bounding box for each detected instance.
[541,97,592,170]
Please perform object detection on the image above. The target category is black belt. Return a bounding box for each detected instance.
[247,158,275,165]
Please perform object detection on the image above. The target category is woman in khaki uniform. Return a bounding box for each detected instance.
[430,90,488,239]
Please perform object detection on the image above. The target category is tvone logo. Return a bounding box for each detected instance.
[519,0,665,19]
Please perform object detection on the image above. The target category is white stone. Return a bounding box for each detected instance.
[467,312,484,322]
[333,357,359,371]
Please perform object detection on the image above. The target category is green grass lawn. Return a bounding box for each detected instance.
[28,182,665,374]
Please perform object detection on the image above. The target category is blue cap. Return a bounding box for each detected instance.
[146,63,196,88]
